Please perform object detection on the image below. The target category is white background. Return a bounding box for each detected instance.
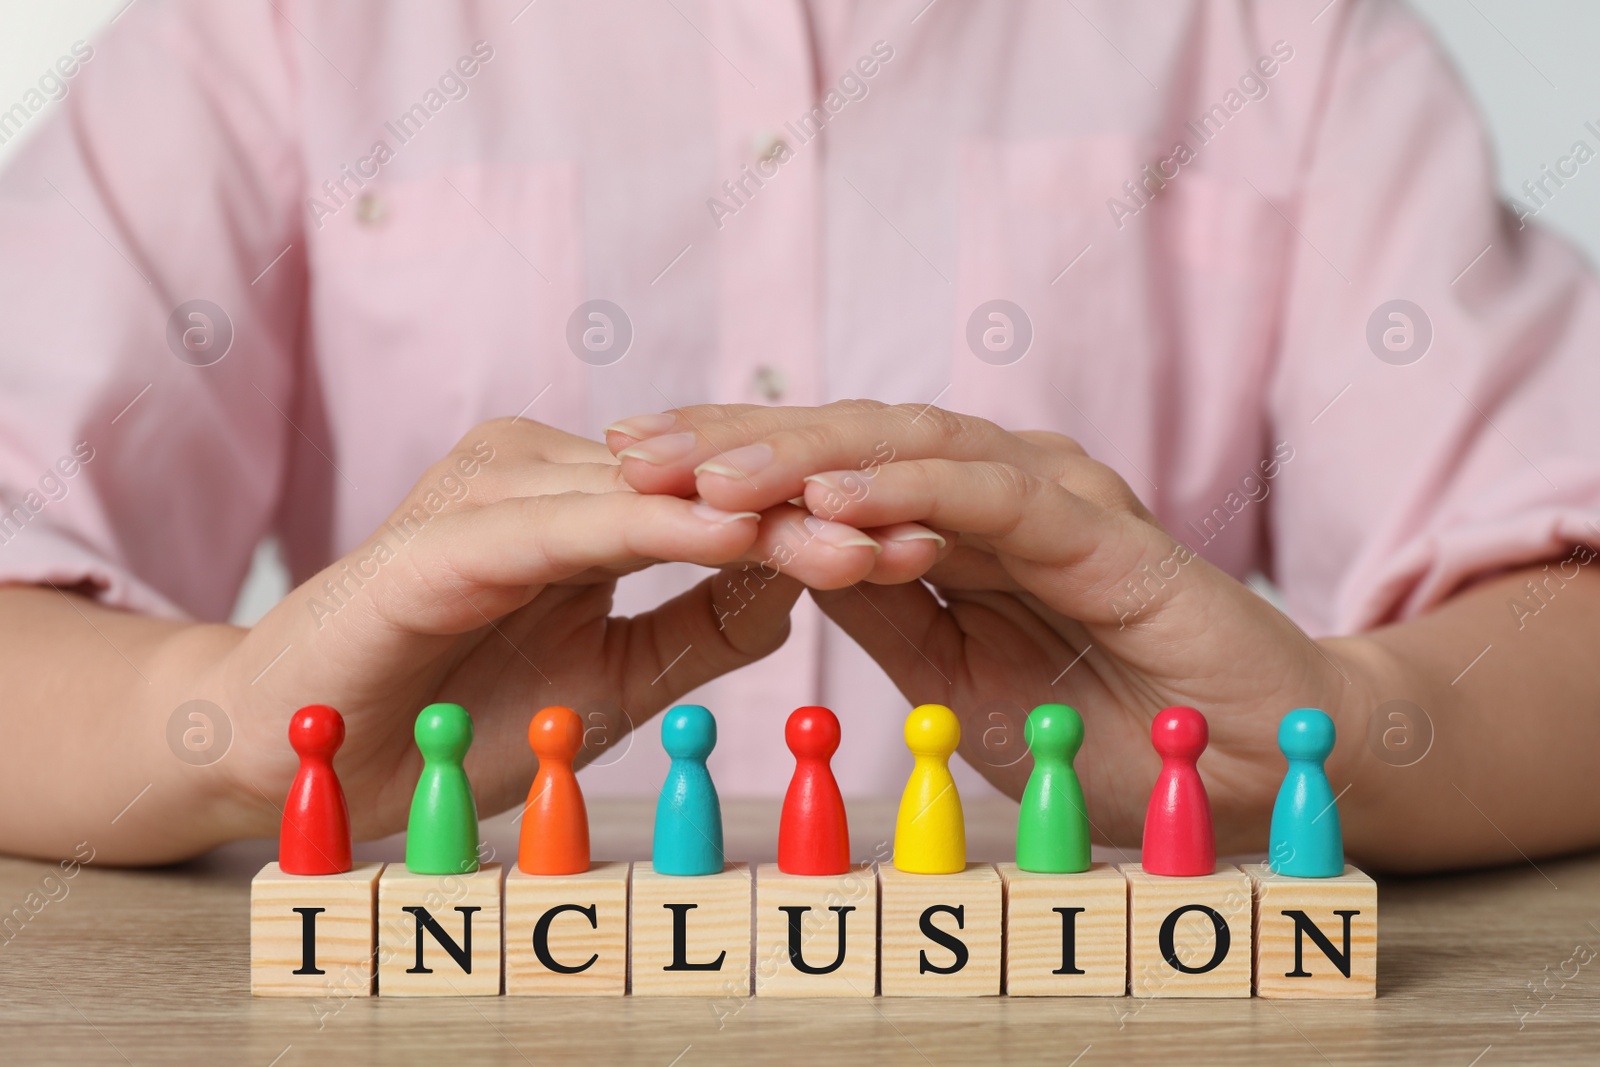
[2,0,1597,623]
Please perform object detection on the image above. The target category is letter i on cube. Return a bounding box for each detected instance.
[998,863,1127,995]
[251,704,384,998]
[250,862,384,997]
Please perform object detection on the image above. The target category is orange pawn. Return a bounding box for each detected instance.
[517,705,590,875]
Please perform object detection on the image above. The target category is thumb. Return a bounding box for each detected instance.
[809,581,957,701]
[620,567,804,713]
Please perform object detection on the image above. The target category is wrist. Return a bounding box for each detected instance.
[1313,634,1396,788]
[145,619,276,846]
[1314,631,1437,864]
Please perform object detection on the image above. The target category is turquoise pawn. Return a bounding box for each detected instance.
[1269,708,1344,878]
[652,705,724,876]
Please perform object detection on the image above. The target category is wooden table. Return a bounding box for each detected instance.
[1,797,1594,1065]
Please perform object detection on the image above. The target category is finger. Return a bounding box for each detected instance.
[734,503,884,591]
[469,460,627,503]
[409,422,622,514]
[604,404,788,496]
[367,493,763,633]
[803,459,1177,624]
[690,406,1065,512]
[860,523,950,585]
[920,542,1025,592]
[465,416,618,465]
[386,462,633,532]
[620,570,805,713]
[603,405,768,454]
[608,399,934,502]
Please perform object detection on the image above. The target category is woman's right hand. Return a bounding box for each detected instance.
[181,418,921,848]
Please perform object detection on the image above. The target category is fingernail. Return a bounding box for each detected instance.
[691,503,761,525]
[801,473,842,492]
[695,443,773,479]
[880,528,947,549]
[805,518,882,553]
[617,432,697,465]
[604,413,678,438]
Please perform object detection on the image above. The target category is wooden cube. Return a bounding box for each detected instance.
[1245,863,1377,998]
[753,864,878,996]
[250,862,383,998]
[630,862,752,997]
[1124,863,1251,997]
[504,862,630,996]
[879,863,1001,997]
[998,862,1126,996]
[377,863,502,996]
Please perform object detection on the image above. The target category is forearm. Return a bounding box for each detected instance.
[1328,563,1600,873]
[0,586,257,864]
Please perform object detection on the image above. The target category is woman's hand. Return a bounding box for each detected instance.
[187,417,912,849]
[607,402,1370,854]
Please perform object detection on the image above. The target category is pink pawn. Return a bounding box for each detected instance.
[1141,706,1216,877]
[778,706,850,875]
[278,705,353,875]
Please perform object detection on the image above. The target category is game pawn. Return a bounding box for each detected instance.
[633,705,751,996]
[1124,706,1251,997]
[251,705,384,997]
[378,703,501,996]
[1141,705,1215,877]
[506,705,628,996]
[1015,703,1090,874]
[776,705,851,876]
[893,702,966,875]
[880,704,1001,997]
[999,704,1126,995]
[518,704,590,876]
[1268,707,1343,878]
[756,706,875,997]
[1246,708,1377,998]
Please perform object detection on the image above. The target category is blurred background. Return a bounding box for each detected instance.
[4,0,1597,624]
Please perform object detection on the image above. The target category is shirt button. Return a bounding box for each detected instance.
[752,130,789,164]
[355,192,388,226]
[753,365,788,403]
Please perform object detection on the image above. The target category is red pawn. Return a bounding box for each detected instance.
[1141,706,1216,877]
[778,706,850,875]
[278,705,353,875]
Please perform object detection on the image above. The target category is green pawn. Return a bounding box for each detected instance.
[405,703,480,875]
[1015,704,1091,873]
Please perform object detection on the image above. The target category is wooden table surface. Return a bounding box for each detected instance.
[1,796,1595,1066]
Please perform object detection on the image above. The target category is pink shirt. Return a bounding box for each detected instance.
[2,0,1598,799]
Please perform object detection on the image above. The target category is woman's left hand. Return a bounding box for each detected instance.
[606,402,1373,854]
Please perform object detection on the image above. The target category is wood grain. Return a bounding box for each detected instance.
[504,862,629,996]
[249,861,382,997]
[2,798,1596,1064]
[376,863,502,996]
[629,862,751,997]
[1123,863,1252,998]
[879,862,1002,997]
[998,861,1126,996]
[753,863,878,997]
[1245,863,1377,998]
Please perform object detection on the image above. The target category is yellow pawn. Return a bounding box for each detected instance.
[893,704,966,874]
